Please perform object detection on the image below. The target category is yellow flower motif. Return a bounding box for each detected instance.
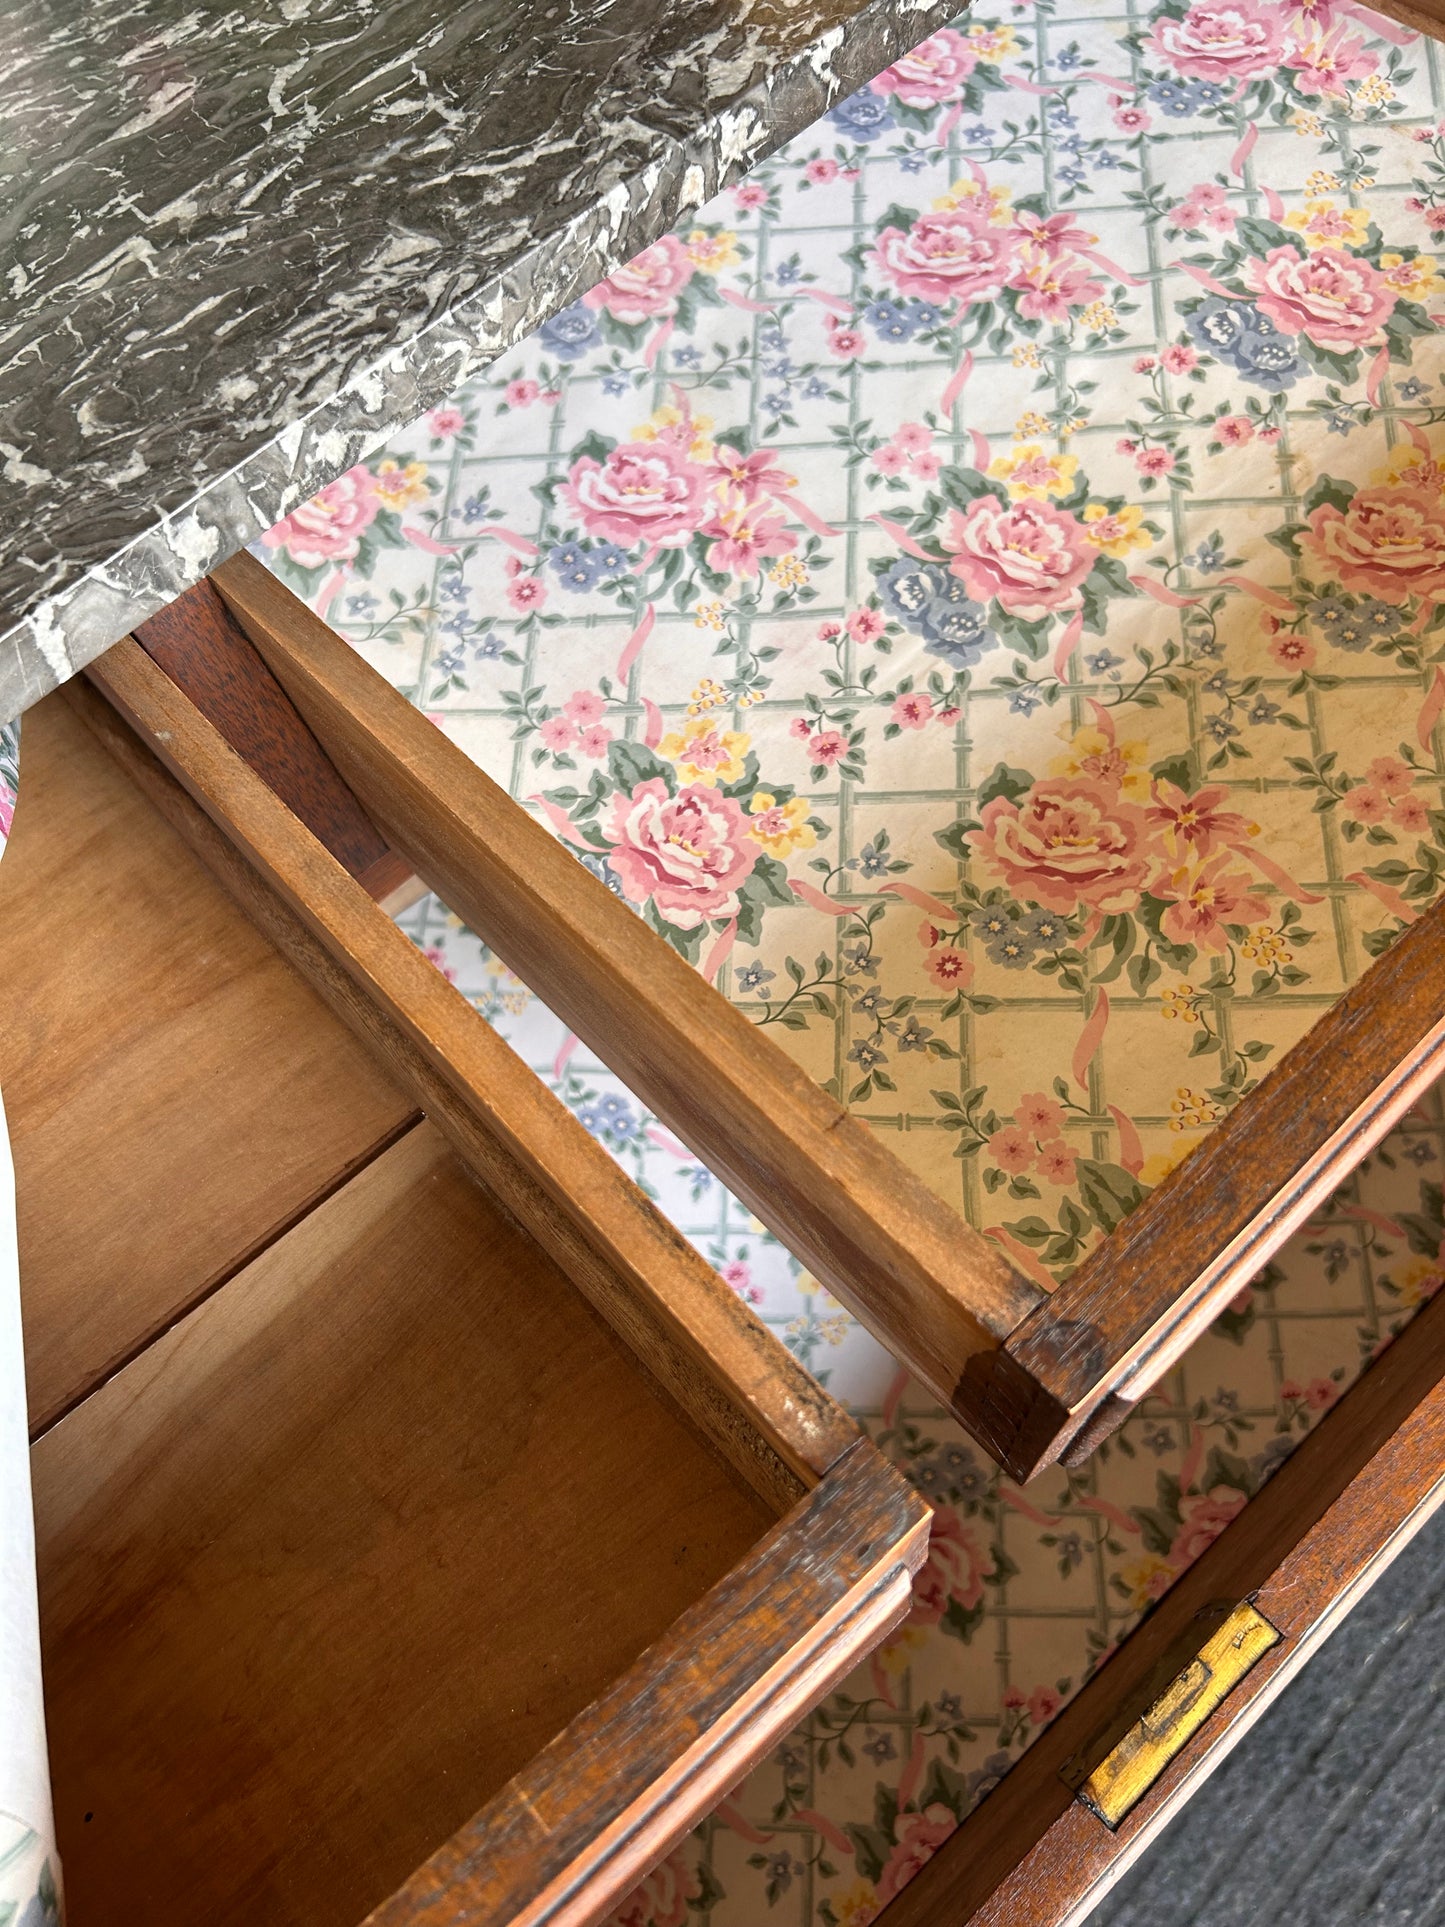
[1380,252,1445,300]
[1012,342,1043,370]
[693,599,727,632]
[370,458,430,510]
[1013,409,1052,439]
[1305,169,1341,195]
[876,1623,928,1676]
[1356,73,1395,104]
[967,21,1019,58]
[632,402,714,460]
[1119,1553,1176,1611]
[1079,300,1119,333]
[990,443,1079,500]
[768,554,810,590]
[1239,923,1292,963]
[1160,983,1202,1025]
[831,1880,883,1927]
[658,716,750,786]
[747,791,817,856]
[1390,1255,1445,1308]
[1292,111,1325,136]
[1170,1087,1224,1131]
[683,227,741,273]
[933,178,1013,224]
[1082,501,1152,558]
[1051,722,1152,798]
[686,675,729,716]
[1283,199,1370,250]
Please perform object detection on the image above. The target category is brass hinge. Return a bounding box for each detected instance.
[1065,1601,1281,1829]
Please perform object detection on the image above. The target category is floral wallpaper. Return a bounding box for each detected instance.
[255,1,1445,1919]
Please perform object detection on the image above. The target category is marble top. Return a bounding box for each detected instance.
[0,0,958,725]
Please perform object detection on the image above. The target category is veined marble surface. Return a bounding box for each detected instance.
[0,0,958,725]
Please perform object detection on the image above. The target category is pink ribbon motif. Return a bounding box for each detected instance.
[643,317,674,369]
[1072,989,1110,1090]
[789,878,854,917]
[1418,667,1445,750]
[401,524,458,556]
[869,511,938,562]
[702,918,737,983]
[616,601,656,680]
[1052,608,1084,678]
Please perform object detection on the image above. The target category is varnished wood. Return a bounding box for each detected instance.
[71,652,855,1508]
[879,1281,1445,1926]
[364,1440,928,1927]
[134,577,414,903]
[209,549,1045,1404]
[0,693,417,1431]
[35,1123,775,1927]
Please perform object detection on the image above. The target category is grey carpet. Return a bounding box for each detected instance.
[1087,1509,1445,1927]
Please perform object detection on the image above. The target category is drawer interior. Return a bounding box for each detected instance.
[4,693,773,1926]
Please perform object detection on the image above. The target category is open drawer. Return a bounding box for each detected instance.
[0,677,929,1925]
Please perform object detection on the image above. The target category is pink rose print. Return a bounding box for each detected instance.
[582,234,694,322]
[1169,181,1236,234]
[562,439,710,550]
[1242,244,1394,348]
[603,777,754,929]
[970,777,1157,916]
[1304,481,1445,602]
[892,691,936,729]
[610,1848,699,1927]
[910,1507,995,1628]
[1008,248,1105,324]
[1215,412,1254,445]
[877,1805,958,1905]
[1285,26,1378,96]
[988,1124,1036,1173]
[1154,855,1270,952]
[1169,1487,1248,1567]
[873,206,1019,307]
[1148,0,1286,82]
[261,465,379,567]
[943,496,1095,616]
[870,27,978,105]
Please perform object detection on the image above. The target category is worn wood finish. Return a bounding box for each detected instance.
[134,577,415,905]
[209,549,1045,1406]
[0,693,416,1432]
[363,1440,927,1927]
[968,893,1445,1476]
[72,651,856,1508]
[34,1123,777,1927]
[208,551,1445,1473]
[878,1279,1445,1927]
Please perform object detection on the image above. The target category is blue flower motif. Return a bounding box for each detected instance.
[1149,76,1208,116]
[899,150,930,174]
[1248,694,1282,725]
[1086,648,1124,676]
[851,841,891,880]
[670,342,702,368]
[774,258,803,285]
[1185,535,1227,573]
[863,298,921,342]
[1309,595,1385,651]
[1398,376,1428,401]
[538,301,601,362]
[986,923,1037,968]
[1359,597,1402,639]
[1185,297,1301,392]
[908,301,944,331]
[969,903,1014,941]
[1021,907,1069,946]
[1008,686,1042,716]
[802,375,830,400]
[474,631,505,660]
[828,89,895,141]
[549,542,604,591]
[878,557,997,667]
[346,593,379,618]
[736,959,776,993]
[1324,406,1358,436]
[601,372,630,396]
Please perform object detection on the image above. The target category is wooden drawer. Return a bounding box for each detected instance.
[0,685,929,1927]
[189,555,1445,1481]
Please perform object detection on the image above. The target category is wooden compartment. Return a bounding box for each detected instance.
[1,690,929,1926]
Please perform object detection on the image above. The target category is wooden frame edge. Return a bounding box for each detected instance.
[877,1281,1445,1925]
[363,1441,929,1927]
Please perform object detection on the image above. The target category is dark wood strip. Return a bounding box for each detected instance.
[134,578,413,902]
[363,1441,928,1927]
[880,1280,1445,1927]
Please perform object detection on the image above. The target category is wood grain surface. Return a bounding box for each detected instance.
[362,1440,929,1927]
[73,648,857,1507]
[34,1123,774,1927]
[210,549,1045,1404]
[878,1280,1445,1927]
[0,691,416,1431]
[134,577,413,903]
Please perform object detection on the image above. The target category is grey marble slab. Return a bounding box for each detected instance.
[0,0,960,725]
